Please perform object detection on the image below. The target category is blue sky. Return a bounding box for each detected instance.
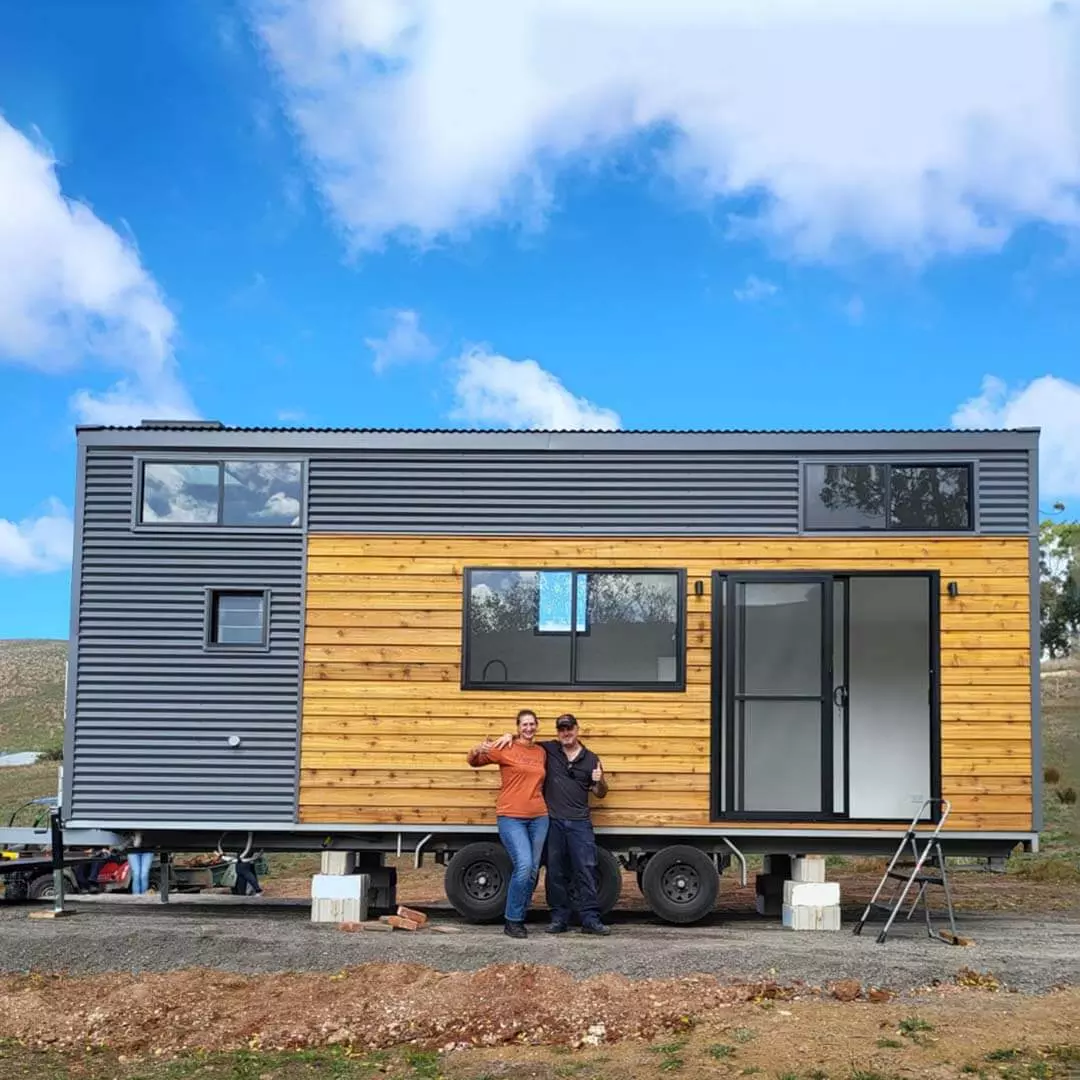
[1,0,1079,638]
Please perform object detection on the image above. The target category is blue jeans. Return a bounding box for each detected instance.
[497,815,549,923]
[546,817,600,926]
[129,851,153,894]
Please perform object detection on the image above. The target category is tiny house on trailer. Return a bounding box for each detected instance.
[63,423,1041,923]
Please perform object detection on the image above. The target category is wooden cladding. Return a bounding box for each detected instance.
[299,535,1033,832]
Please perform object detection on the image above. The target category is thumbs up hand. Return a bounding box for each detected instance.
[591,764,603,784]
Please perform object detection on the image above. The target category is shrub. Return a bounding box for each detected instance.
[1044,766,1061,785]
[1057,787,1077,805]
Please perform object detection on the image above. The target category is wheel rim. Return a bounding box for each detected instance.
[463,859,503,902]
[659,862,701,905]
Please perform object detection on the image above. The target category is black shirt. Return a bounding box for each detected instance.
[540,740,601,821]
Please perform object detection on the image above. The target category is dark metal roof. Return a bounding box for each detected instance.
[79,423,1039,435]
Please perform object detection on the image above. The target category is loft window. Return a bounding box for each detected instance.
[463,568,684,690]
[805,463,972,531]
[140,460,302,526]
[208,590,268,647]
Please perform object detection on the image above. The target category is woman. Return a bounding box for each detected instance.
[467,709,548,939]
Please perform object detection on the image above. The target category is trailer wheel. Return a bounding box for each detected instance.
[444,842,512,923]
[641,845,719,925]
[544,845,622,917]
[28,874,57,901]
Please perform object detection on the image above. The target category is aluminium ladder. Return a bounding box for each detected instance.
[852,798,959,945]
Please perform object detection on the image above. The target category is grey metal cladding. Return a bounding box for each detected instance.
[307,451,801,533]
[305,449,1032,535]
[70,450,303,823]
[977,450,1031,533]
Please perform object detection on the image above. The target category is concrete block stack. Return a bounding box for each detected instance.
[311,872,370,924]
[781,856,840,931]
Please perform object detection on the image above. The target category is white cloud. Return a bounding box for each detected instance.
[952,374,1080,496]
[451,346,621,430]
[258,0,1080,261]
[733,275,779,302]
[0,116,196,425]
[365,308,437,372]
[0,499,73,574]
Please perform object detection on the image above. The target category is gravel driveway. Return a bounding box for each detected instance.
[3,897,1079,994]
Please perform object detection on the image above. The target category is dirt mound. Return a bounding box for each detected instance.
[0,964,798,1054]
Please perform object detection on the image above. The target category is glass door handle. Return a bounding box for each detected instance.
[833,685,848,707]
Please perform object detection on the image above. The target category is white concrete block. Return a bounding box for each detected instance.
[782,903,841,931]
[311,873,368,899]
[783,880,840,907]
[311,873,369,924]
[791,856,826,883]
[320,851,357,875]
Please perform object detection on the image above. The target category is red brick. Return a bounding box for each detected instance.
[396,905,429,926]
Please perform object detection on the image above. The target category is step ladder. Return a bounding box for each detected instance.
[853,798,959,945]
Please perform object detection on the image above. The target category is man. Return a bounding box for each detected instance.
[499,712,610,935]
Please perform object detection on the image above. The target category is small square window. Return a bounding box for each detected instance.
[208,591,268,647]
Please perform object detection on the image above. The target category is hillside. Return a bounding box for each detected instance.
[0,639,66,754]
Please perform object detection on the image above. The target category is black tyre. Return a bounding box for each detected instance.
[444,842,512,923]
[4,874,30,902]
[28,875,57,901]
[544,845,622,918]
[641,845,719,925]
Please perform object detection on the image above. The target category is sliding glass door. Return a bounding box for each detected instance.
[715,571,937,822]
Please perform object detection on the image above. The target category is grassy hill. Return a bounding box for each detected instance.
[0,639,66,754]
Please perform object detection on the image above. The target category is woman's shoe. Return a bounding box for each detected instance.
[503,920,528,939]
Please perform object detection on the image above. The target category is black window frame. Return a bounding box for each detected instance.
[802,461,974,533]
[461,566,686,692]
[205,588,271,651]
[135,458,305,529]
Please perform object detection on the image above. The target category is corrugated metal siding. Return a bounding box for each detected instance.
[308,452,801,533]
[978,451,1031,533]
[69,451,303,823]
[306,449,1031,535]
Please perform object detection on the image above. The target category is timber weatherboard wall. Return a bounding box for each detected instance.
[66,425,1039,833]
[299,534,1033,833]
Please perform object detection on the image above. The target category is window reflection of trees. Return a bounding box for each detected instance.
[811,464,970,530]
[468,571,678,633]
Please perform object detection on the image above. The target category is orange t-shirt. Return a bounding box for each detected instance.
[475,742,547,819]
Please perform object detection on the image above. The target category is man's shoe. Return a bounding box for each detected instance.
[580,921,611,936]
[503,920,528,939]
[546,921,569,934]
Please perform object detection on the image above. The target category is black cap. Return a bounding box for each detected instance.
[555,714,578,730]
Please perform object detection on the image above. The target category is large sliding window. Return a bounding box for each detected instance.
[139,460,303,526]
[463,568,684,690]
[804,463,972,531]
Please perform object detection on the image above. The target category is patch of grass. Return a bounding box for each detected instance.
[1056,786,1077,804]
[876,1038,902,1049]
[0,760,58,826]
[850,1073,891,1080]
[649,1039,686,1073]
[739,1069,762,1077]
[985,1048,1021,1062]
[707,1044,736,1060]
[898,1017,934,1037]
[1044,766,1061,784]
[403,1048,441,1077]
[0,639,66,753]
[731,1028,757,1044]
